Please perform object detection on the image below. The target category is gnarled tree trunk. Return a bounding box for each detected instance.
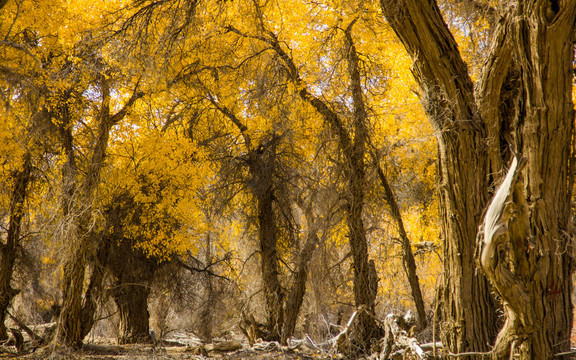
[379,0,499,355]
[380,1,576,358]
[108,238,155,344]
[477,3,576,358]
[56,77,143,348]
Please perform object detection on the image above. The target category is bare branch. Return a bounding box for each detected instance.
[205,93,252,150]
[109,78,145,125]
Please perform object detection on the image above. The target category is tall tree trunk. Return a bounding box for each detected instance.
[477,4,576,358]
[56,78,143,347]
[379,1,499,355]
[250,139,285,341]
[0,153,32,341]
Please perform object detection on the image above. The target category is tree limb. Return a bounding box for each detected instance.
[380,0,479,131]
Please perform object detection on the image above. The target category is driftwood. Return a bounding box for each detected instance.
[239,312,268,346]
[332,309,359,353]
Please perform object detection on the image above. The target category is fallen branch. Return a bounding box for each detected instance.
[6,311,44,344]
[446,350,492,358]
[555,349,576,357]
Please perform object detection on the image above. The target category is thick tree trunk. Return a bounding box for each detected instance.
[382,1,576,358]
[437,130,497,353]
[478,4,576,359]
[380,0,499,355]
[108,237,155,344]
[0,153,32,341]
[113,285,152,344]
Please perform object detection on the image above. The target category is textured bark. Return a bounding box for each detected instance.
[281,231,317,344]
[114,286,152,345]
[57,78,143,348]
[342,23,381,349]
[380,0,498,355]
[109,239,154,345]
[249,136,285,341]
[0,152,32,341]
[381,0,576,358]
[478,3,576,359]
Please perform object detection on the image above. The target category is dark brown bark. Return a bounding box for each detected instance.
[249,137,285,341]
[109,239,154,345]
[281,230,318,344]
[380,0,498,355]
[0,152,32,341]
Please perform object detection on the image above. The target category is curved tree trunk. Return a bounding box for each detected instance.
[379,0,499,355]
[381,1,576,358]
[56,78,143,348]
